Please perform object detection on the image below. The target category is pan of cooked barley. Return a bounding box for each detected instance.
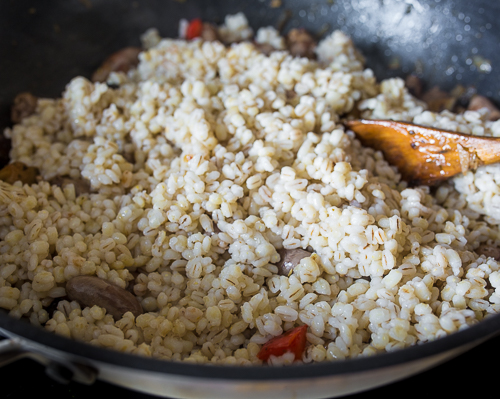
[1,1,500,398]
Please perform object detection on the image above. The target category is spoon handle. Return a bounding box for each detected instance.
[454,134,500,166]
[345,119,500,185]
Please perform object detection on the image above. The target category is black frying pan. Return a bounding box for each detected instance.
[1,1,500,398]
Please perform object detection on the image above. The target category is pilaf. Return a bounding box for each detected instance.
[1,13,500,366]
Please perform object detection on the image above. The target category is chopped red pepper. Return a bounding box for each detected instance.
[186,18,203,40]
[257,324,308,362]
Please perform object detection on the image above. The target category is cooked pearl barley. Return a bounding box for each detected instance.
[1,12,499,367]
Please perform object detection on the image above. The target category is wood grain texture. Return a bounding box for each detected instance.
[344,119,500,186]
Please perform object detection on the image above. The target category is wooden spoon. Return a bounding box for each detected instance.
[344,119,500,186]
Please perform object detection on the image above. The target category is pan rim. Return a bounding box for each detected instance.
[1,310,499,381]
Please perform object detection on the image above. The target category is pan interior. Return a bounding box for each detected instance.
[1,0,500,383]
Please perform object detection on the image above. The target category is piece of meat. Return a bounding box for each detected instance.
[49,176,91,196]
[420,86,457,113]
[66,275,143,320]
[11,92,38,124]
[285,89,296,100]
[476,244,500,261]
[0,161,38,185]
[201,22,219,41]
[405,74,423,98]
[467,95,500,121]
[274,248,312,276]
[254,42,275,55]
[91,46,142,83]
[285,28,316,59]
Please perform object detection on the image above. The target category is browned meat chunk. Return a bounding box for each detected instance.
[476,244,500,261]
[467,95,500,121]
[66,275,143,320]
[11,92,37,124]
[0,161,38,185]
[201,22,220,42]
[420,86,457,112]
[274,248,312,276]
[49,176,91,196]
[91,46,142,83]
[254,42,275,55]
[405,74,423,98]
[286,28,316,59]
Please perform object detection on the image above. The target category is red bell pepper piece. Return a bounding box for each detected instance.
[186,18,203,40]
[257,324,308,362]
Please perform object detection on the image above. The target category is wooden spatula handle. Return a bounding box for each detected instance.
[345,119,500,186]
